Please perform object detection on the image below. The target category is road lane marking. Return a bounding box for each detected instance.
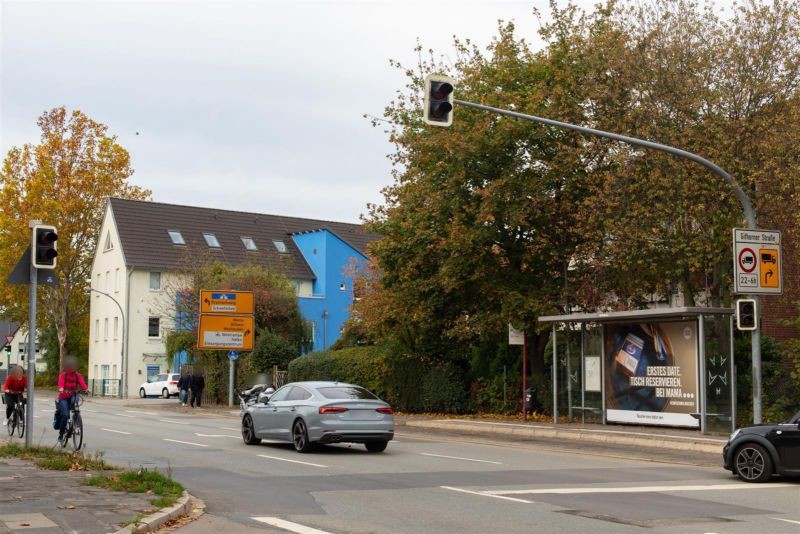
[220,426,240,431]
[772,518,800,525]
[252,517,332,534]
[82,409,98,413]
[33,415,40,419]
[102,428,132,435]
[195,433,239,439]
[440,486,533,504]
[257,454,327,468]
[159,419,190,425]
[485,482,799,496]
[125,410,156,416]
[421,453,502,465]
[163,438,208,447]
[113,413,138,418]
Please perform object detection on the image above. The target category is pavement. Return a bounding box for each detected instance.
[4,393,798,533]
[0,454,157,534]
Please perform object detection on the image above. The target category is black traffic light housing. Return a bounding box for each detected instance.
[3,344,10,357]
[32,224,58,269]
[424,74,454,126]
[736,299,757,331]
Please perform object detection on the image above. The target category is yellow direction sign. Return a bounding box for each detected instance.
[200,290,254,315]
[197,315,254,350]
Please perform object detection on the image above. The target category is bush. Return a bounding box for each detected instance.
[288,345,468,413]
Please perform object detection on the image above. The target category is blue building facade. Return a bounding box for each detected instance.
[292,229,367,352]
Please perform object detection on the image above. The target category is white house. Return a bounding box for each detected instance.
[88,198,376,397]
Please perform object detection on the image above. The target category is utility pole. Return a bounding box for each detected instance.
[26,224,38,448]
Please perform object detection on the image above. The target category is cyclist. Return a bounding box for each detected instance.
[56,356,88,441]
[3,364,26,426]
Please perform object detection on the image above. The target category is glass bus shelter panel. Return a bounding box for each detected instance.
[580,324,604,424]
[554,325,584,424]
[703,314,735,433]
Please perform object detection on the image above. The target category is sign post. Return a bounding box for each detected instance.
[228,351,239,408]
[508,324,526,420]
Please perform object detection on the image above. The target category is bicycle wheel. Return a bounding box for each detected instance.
[6,411,15,436]
[71,413,83,451]
[15,406,24,438]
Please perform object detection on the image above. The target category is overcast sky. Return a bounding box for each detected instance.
[1,0,595,223]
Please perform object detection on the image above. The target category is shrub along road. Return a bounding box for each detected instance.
[21,395,800,533]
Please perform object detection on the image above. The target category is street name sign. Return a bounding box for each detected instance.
[198,315,254,350]
[733,228,782,295]
[508,324,525,346]
[200,290,254,315]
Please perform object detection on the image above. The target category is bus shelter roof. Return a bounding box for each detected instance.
[538,307,733,324]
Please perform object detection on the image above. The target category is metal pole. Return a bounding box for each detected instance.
[454,98,763,424]
[25,252,37,448]
[228,358,235,408]
[698,316,707,433]
[522,332,527,420]
[552,324,558,424]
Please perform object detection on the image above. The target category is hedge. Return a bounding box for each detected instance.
[288,345,467,413]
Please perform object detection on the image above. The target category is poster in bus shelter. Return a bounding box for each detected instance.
[604,321,699,427]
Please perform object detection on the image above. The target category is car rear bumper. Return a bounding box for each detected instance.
[317,430,394,444]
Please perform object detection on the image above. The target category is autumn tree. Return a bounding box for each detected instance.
[0,107,150,369]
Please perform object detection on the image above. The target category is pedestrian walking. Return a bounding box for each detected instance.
[177,370,190,407]
[190,371,205,408]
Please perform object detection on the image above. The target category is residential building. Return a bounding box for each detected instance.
[88,198,376,397]
[0,320,46,378]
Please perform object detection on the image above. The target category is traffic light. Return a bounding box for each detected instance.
[736,299,757,331]
[423,74,454,126]
[3,345,10,358]
[31,224,58,269]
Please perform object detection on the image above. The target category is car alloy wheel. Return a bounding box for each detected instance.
[735,444,771,483]
[292,419,312,453]
[242,415,261,445]
[139,388,146,398]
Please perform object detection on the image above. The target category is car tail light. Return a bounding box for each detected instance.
[376,407,393,414]
[319,406,348,414]
[169,381,178,385]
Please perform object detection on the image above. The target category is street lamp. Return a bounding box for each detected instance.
[87,281,127,398]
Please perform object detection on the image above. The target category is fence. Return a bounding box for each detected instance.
[273,366,288,388]
[89,379,121,397]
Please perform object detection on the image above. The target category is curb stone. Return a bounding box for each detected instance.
[114,491,203,534]
[404,419,725,455]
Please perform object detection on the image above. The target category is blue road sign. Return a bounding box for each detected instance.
[213,293,236,301]
[228,351,239,361]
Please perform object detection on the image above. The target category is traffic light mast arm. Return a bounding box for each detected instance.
[453,97,764,424]
[453,99,756,228]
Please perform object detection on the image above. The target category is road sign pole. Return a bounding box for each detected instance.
[26,251,37,448]
[453,98,763,424]
[228,358,235,408]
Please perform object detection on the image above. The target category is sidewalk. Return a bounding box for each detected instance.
[0,453,156,534]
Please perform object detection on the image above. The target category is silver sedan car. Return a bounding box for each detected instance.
[241,381,394,453]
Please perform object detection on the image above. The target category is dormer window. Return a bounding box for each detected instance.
[203,233,221,248]
[273,240,288,253]
[168,230,185,245]
[241,237,257,251]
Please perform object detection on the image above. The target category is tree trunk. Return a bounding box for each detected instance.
[527,329,551,381]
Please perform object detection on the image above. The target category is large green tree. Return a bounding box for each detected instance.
[0,107,150,369]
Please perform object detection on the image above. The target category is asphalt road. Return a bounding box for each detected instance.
[25,395,800,533]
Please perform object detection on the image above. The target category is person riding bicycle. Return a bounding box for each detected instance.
[55,356,88,441]
[3,364,26,426]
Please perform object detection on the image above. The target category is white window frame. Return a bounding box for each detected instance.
[273,239,288,253]
[115,268,120,293]
[103,232,113,252]
[241,236,257,251]
[113,316,119,339]
[148,317,161,339]
[149,271,162,291]
[168,230,186,245]
[203,233,221,248]
[104,318,109,340]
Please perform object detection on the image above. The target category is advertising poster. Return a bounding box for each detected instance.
[604,321,699,427]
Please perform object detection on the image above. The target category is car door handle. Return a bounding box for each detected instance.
[290,407,296,412]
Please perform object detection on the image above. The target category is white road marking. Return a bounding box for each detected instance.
[159,419,190,425]
[220,426,240,431]
[163,438,208,447]
[195,433,239,439]
[32,415,40,419]
[485,482,799,496]
[125,410,156,416]
[421,453,502,465]
[81,409,98,413]
[440,486,533,504]
[102,428,132,435]
[257,454,327,468]
[113,413,138,418]
[772,518,800,525]
[252,517,332,534]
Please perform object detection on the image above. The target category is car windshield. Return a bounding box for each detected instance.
[785,410,800,424]
[318,386,378,400]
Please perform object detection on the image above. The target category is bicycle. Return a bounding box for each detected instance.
[5,395,25,438]
[57,392,87,451]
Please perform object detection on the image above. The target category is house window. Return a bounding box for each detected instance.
[149,271,161,290]
[95,320,99,341]
[96,273,101,291]
[113,316,119,339]
[103,232,113,252]
[148,317,160,338]
[203,233,221,248]
[104,318,109,340]
[168,230,185,245]
[241,236,257,251]
[105,271,110,290]
[115,268,120,292]
[339,282,346,291]
[273,240,288,253]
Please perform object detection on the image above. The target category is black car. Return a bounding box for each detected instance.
[723,410,800,483]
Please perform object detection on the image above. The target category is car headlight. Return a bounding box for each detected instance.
[728,429,741,442]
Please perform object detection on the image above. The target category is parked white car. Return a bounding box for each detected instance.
[138,373,180,398]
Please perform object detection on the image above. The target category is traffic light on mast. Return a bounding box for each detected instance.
[736,299,757,331]
[31,224,58,269]
[423,74,454,126]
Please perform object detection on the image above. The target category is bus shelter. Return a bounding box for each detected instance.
[538,307,735,434]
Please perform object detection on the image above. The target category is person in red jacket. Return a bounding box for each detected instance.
[55,356,88,440]
[3,364,26,425]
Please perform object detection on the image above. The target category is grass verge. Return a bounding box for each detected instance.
[86,468,184,509]
[0,443,114,471]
